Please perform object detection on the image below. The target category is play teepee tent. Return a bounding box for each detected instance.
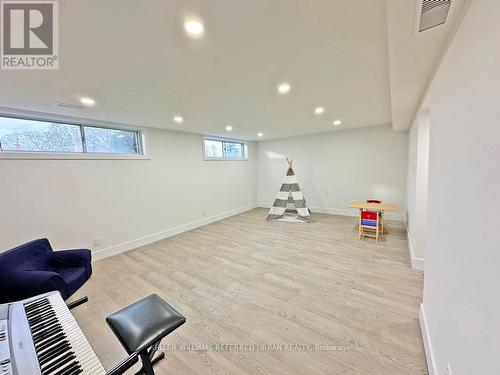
[266,158,311,222]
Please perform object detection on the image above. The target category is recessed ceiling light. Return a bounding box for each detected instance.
[277,82,291,94]
[174,115,184,123]
[225,125,233,132]
[184,18,205,38]
[314,107,325,115]
[80,97,95,106]
[257,132,263,137]
[333,119,342,126]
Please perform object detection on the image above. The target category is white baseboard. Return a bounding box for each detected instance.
[407,230,425,271]
[258,203,406,222]
[420,304,437,375]
[92,203,258,262]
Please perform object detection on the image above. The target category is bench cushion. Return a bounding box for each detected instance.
[106,294,186,354]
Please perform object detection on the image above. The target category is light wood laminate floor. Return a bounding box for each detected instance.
[70,208,426,374]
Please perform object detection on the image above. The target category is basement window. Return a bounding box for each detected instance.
[0,115,144,158]
[83,126,139,154]
[202,136,248,160]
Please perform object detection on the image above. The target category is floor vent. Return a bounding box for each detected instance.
[416,0,452,33]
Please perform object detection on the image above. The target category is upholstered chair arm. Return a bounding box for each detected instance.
[0,270,67,299]
[49,249,91,267]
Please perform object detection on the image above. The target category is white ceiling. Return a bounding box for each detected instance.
[0,0,468,140]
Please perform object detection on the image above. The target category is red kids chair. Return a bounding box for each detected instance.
[359,210,381,241]
[366,199,384,234]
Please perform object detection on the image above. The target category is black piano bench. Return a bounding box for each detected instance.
[105,294,186,375]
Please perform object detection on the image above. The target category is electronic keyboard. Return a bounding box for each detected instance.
[0,291,106,375]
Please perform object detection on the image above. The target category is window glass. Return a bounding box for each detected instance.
[0,116,142,155]
[0,117,83,152]
[204,140,223,157]
[84,126,138,154]
[203,138,247,159]
[223,142,243,158]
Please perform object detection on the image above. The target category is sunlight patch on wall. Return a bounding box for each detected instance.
[265,151,286,160]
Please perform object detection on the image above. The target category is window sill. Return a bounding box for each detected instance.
[0,152,151,160]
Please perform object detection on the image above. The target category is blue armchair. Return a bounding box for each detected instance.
[0,238,92,303]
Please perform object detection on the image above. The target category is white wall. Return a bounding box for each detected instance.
[406,119,418,249]
[257,125,408,220]
[415,112,430,261]
[417,0,500,373]
[0,128,257,258]
[406,111,430,269]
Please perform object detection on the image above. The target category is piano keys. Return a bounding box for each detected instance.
[0,292,106,375]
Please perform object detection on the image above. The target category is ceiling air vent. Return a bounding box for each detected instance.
[53,102,86,110]
[416,0,452,33]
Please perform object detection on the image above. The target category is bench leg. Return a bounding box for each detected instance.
[134,348,165,375]
[151,352,165,366]
[138,352,155,375]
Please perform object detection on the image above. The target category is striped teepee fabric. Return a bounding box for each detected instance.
[266,159,311,223]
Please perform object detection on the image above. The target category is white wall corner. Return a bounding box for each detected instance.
[420,304,437,375]
[92,203,258,262]
[407,230,425,271]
